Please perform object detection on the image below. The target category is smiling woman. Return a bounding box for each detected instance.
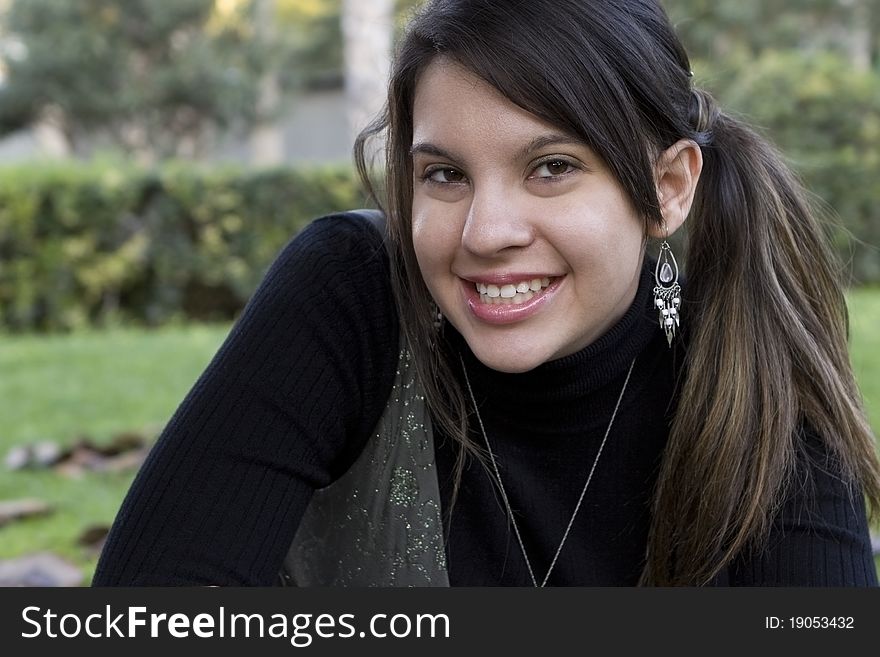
[93,0,880,587]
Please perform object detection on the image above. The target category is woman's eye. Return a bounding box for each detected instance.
[425,168,466,184]
[531,160,574,178]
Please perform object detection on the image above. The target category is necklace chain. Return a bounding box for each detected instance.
[459,354,637,587]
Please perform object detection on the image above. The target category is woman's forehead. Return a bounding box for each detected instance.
[411,60,584,156]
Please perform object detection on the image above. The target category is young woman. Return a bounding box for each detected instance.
[93,0,880,587]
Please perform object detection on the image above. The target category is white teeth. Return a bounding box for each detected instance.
[476,277,553,303]
[489,291,536,305]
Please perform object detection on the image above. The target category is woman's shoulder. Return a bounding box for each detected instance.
[725,421,878,586]
[240,208,394,320]
[286,209,387,265]
[253,209,393,313]
[782,421,870,530]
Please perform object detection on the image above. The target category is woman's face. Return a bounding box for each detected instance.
[411,60,647,373]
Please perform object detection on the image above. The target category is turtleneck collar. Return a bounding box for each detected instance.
[446,256,662,417]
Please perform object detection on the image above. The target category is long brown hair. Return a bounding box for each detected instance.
[354,0,880,585]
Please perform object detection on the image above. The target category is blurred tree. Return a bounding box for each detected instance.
[665,0,878,71]
[0,0,286,163]
[274,0,423,89]
[717,50,880,283]
[342,0,392,148]
[665,0,880,282]
[250,0,284,165]
[0,0,425,164]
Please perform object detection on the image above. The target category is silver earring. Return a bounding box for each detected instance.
[653,237,681,347]
[431,302,443,331]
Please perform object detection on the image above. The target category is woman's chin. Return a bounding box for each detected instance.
[463,339,551,374]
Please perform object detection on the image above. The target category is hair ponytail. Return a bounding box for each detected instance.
[642,93,880,585]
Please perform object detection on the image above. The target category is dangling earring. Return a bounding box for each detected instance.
[430,301,444,332]
[653,226,681,347]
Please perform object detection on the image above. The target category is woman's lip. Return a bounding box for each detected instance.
[461,276,564,325]
[462,273,559,285]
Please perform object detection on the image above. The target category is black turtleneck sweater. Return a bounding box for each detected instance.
[93,212,877,587]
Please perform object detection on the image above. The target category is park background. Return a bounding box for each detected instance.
[0,0,878,585]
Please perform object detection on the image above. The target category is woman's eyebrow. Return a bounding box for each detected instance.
[410,134,587,162]
[409,142,462,161]
[517,134,588,159]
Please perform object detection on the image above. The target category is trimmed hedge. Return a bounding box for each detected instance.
[0,162,365,331]
[1,126,877,332]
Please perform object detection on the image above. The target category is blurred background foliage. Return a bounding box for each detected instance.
[0,0,877,337]
[668,0,880,285]
[0,1,875,336]
[0,162,361,331]
[0,0,421,162]
[0,0,275,161]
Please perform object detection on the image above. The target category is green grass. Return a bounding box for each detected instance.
[1,288,879,585]
[848,287,880,438]
[0,323,231,583]
[846,288,880,578]
[0,324,231,447]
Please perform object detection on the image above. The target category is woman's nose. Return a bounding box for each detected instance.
[460,185,534,258]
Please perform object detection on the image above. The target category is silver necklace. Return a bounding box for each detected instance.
[459,354,636,587]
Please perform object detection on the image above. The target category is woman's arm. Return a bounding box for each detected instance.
[92,212,399,586]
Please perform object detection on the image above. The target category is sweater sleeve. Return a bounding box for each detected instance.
[92,212,399,586]
[724,429,878,586]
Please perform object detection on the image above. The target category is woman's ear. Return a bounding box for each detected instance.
[649,139,703,239]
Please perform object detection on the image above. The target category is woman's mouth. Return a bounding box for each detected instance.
[462,275,563,325]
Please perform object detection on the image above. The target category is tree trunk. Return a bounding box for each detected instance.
[341,0,393,163]
[250,0,285,166]
[33,106,71,158]
[848,0,871,71]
